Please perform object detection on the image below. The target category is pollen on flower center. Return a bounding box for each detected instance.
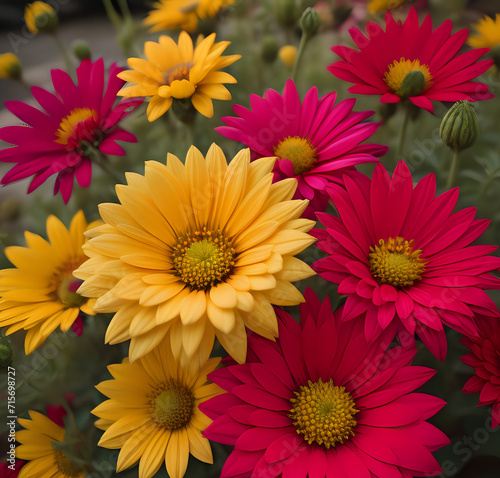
[369,236,426,287]
[384,58,433,98]
[289,378,359,449]
[53,449,83,478]
[55,108,98,146]
[172,226,235,290]
[274,136,317,176]
[149,379,195,429]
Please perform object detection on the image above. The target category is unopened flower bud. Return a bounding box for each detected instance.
[261,36,280,63]
[440,101,479,151]
[275,0,299,28]
[491,45,500,71]
[278,45,297,68]
[25,1,58,34]
[0,53,22,81]
[0,335,13,371]
[300,7,321,36]
[72,40,92,61]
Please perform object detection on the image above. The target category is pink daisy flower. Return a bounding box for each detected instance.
[461,317,500,428]
[216,79,387,218]
[201,289,449,478]
[312,161,500,361]
[0,58,142,203]
[328,8,494,113]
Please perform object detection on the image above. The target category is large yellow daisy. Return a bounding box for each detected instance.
[75,144,315,363]
[144,0,237,33]
[16,410,86,478]
[0,211,100,354]
[92,339,223,478]
[468,14,500,49]
[117,31,240,121]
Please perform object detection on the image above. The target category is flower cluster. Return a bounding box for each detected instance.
[1,2,500,478]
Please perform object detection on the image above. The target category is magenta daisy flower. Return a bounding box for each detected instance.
[0,58,142,203]
[312,161,500,361]
[328,8,494,113]
[216,79,387,218]
[201,289,449,478]
[461,317,500,428]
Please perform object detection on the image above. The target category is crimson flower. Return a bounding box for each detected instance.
[201,289,449,478]
[0,58,142,203]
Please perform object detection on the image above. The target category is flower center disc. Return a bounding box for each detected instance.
[55,108,98,147]
[53,449,84,478]
[384,58,432,98]
[274,136,317,175]
[159,62,196,99]
[152,380,195,429]
[369,236,426,287]
[172,227,235,290]
[289,378,358,449]
[56,275,87,308]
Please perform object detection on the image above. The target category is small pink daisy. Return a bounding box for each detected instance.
[0,58,142,203]
[312,161,500,361]
[201,289,449,478]
[216,79,387,218]
[328,8,494,113]
[461,317,500,428]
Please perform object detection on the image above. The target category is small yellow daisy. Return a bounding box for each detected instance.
[92,340,223,478]
[0,211,100,354]
[468,14,500,49]
[117,31,240,121]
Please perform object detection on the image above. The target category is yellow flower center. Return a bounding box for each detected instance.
[150,379,195,429]
[384,58,432,98]
[172,227,235,290]
[158,62,196,99]
[273,136,317,175]
[55,108,98,146]
[53,449,83,478]
[56,275,87,308]
[369,236,426,287]
[289,378,358,449]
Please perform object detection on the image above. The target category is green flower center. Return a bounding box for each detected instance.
[273,135,317,175]
[150,380,195,429]
[369,236,426,288]
[172,227,235,290]
[384,58,433,98]
[53,449,83,478]
[56,275,87,309]
[289,378,358,449]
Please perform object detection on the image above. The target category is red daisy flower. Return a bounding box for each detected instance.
[328,8,494,113]
[461,317,500,428]
[0,460,25,478]
[216,79,387,219]
[0,58,142,203]
[312,161,500,361]
[201,289,449,478]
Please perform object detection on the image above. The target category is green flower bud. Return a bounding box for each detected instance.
[275,0,299,28]
[261,35,280,64]
[491,45,500,71]
[300,7,321,36]
[0,53,22,81]
[440,101,479,152]
[0,335,13,371]
[398,70,426,99]
[72,40,92,61]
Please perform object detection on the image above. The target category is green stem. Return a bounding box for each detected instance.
[395,103,410,160]
[52,32,75,76]
[291,32,310,83]
[446,149,461,189]
[101,0,122,29]
[91,148,123,183]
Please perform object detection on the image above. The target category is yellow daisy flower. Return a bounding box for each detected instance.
[92,340,223,478]
[75,144,316,363]
[0,211,100,354]
[117,31,240,121]
[468,14,500,49]
[144,0,237,33]
[16,410,86,478]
